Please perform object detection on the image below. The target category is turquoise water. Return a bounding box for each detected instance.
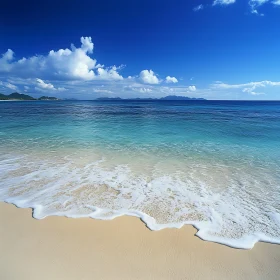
[1,100,280,248]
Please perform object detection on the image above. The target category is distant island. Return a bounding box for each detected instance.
[38,96,60,101]
[63,98,79,101]
[0,92,206,101]
[0,92,36,100]
[161,95,205,100]
[96,95,206,101]
[0,92,60,101]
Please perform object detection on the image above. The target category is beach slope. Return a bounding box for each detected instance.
[0,202,279,280]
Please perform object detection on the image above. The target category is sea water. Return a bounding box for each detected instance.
[0,100,280,249]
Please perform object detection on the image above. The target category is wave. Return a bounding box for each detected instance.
[0,151,280,249]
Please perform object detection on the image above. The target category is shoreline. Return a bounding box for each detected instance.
[5,199,279,250]
[1,202,280,280]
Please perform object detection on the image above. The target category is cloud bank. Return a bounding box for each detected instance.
[0,37,123,81]
[211,80,280,95]
[1,37,279,100]
[0,37,184,98]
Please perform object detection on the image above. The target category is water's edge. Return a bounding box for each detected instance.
[3,200,280,250]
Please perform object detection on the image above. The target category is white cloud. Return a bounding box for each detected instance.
[139,70,160,84]
[5,83,18,91]
[80,36,94,53]
[211,80,280,95]
[165,76,178,83]
[123,83,153,93]
[36,78,66,91]
[212,80,280,89]
[194,0,279,15]
[138,87,153,93]
[249,0,269,14]
[1,49,14,61]
[188,85,197,92]
[213,0,236,6]
[37,79,55,90]
[96,66,124,81]
[193,4,204,11]
[93,89,113,94]
[0,81,18,91]
[0,37,123,81]
[0,49,14,72]
[242,87,265,95]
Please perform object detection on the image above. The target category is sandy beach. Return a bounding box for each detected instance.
[0,202,279,280]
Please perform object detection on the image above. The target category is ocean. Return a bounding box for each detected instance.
[0,100,280,249]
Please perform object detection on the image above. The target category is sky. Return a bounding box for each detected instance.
[0,0,280,100]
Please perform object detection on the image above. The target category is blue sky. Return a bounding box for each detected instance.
[0,0,280,100]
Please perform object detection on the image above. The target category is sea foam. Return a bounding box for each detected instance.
[1,150,280,249]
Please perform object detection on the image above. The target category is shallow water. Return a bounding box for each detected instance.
[1,100,280,248]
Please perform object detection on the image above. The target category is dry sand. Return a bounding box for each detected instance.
[0,202,279,280]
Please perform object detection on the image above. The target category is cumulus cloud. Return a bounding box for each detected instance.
[36,78,65,91]
[211,80,280,95]
[213,0,236,5]
[1,49,14,61]
[165,76,178,83]
[188,85,197,92]
[0,37,123,81]
[0,49,14,72]
[139,70,160,84]
[96,66,124,81]
[273,0,280,5]
[193,4,204,11]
